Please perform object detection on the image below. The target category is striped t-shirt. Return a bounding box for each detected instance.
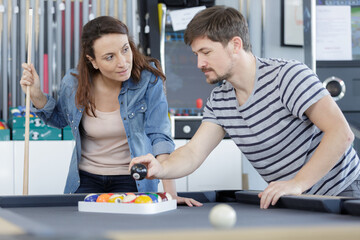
[203,57,360,196]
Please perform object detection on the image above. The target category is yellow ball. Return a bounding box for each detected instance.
[134,195,153,204]
[108,194,123,203]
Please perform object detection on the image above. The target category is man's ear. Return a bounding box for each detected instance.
[231,36,243,53]
[86,55,98,69]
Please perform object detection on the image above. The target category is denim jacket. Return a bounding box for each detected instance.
[32,67,175,194]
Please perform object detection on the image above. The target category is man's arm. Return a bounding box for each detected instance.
[130,121,226,179]
[259,95,354,208]
[292,95,354,191]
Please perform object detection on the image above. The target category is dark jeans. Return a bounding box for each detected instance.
[338,174,360,198]
[75,170,138,194]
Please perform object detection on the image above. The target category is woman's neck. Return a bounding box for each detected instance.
[93,74,122,93]
[92,74,122,112]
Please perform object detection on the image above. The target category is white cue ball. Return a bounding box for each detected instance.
[209,203,237,229]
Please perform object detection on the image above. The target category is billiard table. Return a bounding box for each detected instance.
[0,190,359,240]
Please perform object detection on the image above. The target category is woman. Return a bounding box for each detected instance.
[20,16,201,207]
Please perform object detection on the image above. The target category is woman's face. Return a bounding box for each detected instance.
[88,33,133,83]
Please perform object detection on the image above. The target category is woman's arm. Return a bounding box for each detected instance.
[20,63,47,109]
[157,154,202,207]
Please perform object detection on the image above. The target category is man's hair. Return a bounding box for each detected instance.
[184,5,252,52]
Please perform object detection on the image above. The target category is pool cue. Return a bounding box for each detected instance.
[23,8,33,195]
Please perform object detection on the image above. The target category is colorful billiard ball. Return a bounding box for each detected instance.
[165,192,172,200]
[84,193,99,202]
[157,192,170,201]
[122,194,137,203]
[135,195,153,204]
[209,204,237,229]
[130,163,147,180]
[145,193,159,203]
[96,193,111,202]
[108,194,123,203]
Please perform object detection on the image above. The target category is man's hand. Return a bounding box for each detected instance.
[130,153,164,179]
[258,179,303,209]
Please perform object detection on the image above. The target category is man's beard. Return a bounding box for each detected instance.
[202,68,231,85]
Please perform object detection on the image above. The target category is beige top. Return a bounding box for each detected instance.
[79,108,131,175]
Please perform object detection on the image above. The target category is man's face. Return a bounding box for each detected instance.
[191,36,234,85]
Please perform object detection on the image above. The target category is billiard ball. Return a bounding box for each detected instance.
[146,193,161,202]
[131,163,147,180]
[145,193,159,203]
[157,192,170,201]
[84,193,99,202]
[108,194,123,203]
[165,192,172,200]
[209,204,237,229]
[135,195,153,204]
[122,194,137,203]
[96,193,111,202]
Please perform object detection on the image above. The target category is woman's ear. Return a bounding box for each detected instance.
[86,55,98,69]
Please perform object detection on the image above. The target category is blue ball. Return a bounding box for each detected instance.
[84,193,99,202]
[145,193,159,203]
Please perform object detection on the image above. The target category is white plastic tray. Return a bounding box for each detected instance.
[78,200,177,214]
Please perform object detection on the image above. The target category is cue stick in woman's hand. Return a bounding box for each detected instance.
[23,8,33,195]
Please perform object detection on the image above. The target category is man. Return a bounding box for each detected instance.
[130,6,360,208]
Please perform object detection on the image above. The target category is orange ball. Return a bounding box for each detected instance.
[96,193,111,202]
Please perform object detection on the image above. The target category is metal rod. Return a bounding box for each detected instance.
[11,0,18,109]
[310,0,316,73]
[100,0,105,16]
[74,0,80,67]
[90,0,96,20]
[109,0,114,17]
[47,0,53,96]
[83,0,89,25]
[56,0,62,94]
[126,0,133,34]
[260,0,265,58]
[2,0,8,120]
[118,0,123,20]
[158,3,166,74]
[30,0,35,64]
[0,2,3,118]
[65,0,71,71]
[39,0,44,92]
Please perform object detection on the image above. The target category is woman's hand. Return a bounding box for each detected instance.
[20,63,41,94]
[175,195,203,207]
[20,63,47,109]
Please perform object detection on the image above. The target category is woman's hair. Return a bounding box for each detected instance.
[184,6,251,52]
[75,16,165,116]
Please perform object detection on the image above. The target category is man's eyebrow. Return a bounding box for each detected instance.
[194,47,210,53]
